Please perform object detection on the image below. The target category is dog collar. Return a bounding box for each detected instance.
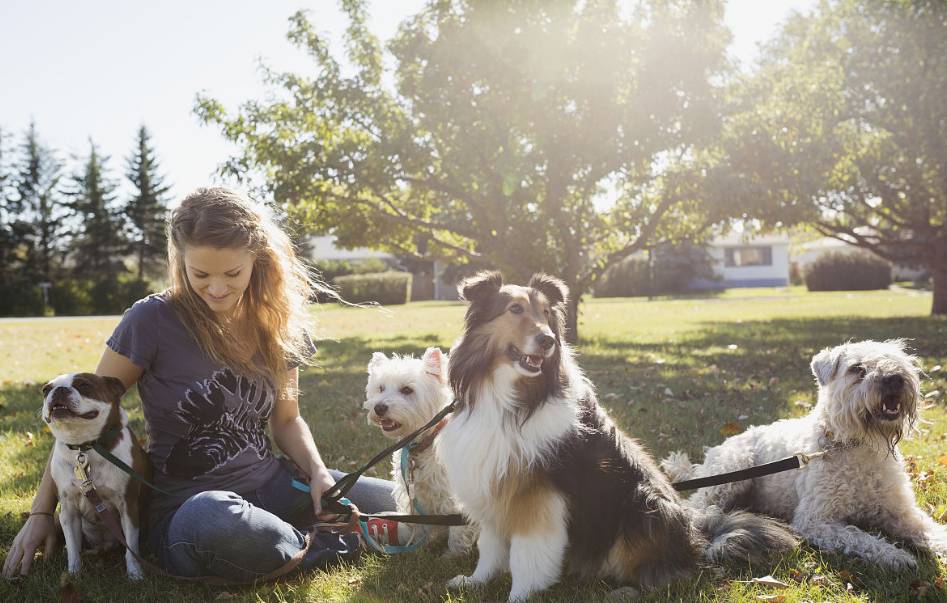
[65,426,123,452]
[408,418,449,455]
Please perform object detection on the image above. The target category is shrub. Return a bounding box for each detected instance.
[804,251,891,291]
[595,243,716,297]
[0,279,46,316]
[49,279,94,316]
[311,258,391,283]
[334,272,412,305]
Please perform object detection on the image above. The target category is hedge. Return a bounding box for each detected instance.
[333,271,412,305]
[804,251,891,291]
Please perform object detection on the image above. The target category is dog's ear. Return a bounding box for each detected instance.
[103,376,127,401]
[368,352,388,374]
[41,381,53,397]
[811,346,844,386]
[422,347,446,382]
[459,271,503,304]
[528,273,569,307]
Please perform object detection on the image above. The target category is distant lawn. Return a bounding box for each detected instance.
[1,287,945,602]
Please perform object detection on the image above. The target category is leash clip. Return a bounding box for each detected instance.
[794,449,827,467]
[74,452,94,494]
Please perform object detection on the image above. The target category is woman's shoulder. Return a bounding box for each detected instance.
[121,290,176,324]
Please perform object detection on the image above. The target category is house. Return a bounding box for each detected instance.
[696,233,791,289]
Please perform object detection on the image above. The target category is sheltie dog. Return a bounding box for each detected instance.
[436,272,797,601]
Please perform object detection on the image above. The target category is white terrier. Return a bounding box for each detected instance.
[363,347,477,555]
[663,340,947,570]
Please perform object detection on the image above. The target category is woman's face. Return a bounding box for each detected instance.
[183,245,254,315]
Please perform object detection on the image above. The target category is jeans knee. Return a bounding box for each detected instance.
[167,490,246,545]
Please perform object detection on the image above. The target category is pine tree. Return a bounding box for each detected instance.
[0,126,12,282]
[13,121,67,282]
[69,139,126,281]
[125,125,171,280]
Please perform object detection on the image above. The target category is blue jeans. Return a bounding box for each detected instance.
[149,465,396,582]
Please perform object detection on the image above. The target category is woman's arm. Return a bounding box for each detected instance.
[269,368,335,515]
[2,347,144,578]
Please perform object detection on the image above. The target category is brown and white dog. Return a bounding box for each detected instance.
[42,373,149,580]
[436,272,797,602]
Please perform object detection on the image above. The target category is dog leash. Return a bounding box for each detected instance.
[71,449,337,584]
[671,444,848,491]
[65,426,177,497]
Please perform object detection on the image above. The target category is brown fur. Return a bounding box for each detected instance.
[491,469,560,539]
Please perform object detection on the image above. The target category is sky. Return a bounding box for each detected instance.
[0,0,815,205]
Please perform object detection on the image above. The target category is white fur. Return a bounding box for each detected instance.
[363,348,477,554]
[45,373,144,580]
[662,340,946,570]
[438,348,586,602]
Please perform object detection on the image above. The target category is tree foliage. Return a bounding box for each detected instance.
[716,0,947,313]
[197,0,736,339]
[69,140,127,281]
[125,125,171,280]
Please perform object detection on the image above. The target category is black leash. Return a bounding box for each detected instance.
[672,456,802,491]
[671,448,835,491]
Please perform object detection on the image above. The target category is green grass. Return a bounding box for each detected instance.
[1,287,946,602]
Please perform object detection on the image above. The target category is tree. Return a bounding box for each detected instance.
[197,0,735,340]
[69,139,127,282]
[125,125,171,280]
[0,126,14,283]
[716,0,947,313]
[12,121,67,283]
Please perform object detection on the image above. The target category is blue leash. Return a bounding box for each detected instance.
[291,445,429,555]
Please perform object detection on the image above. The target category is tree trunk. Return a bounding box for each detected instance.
[565,290,581,344]
[933,266,947,315]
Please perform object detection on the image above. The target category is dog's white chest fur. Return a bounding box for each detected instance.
[50,419,135,546]
[436,366,578,523]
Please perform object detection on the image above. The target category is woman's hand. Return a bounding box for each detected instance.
[308,465,339,519]
[2,514,61,578]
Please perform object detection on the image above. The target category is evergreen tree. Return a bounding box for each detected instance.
[69,139,126,282]
[125,125,171,280]
[13,121,67,282]
[0,126,13,282]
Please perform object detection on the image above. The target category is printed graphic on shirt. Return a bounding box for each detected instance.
[165,368,274,479]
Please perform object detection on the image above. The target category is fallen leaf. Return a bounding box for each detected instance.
[727,344,739,350]
[720,422,743,436]
[347,577,362,586]
[931,365,942,373]
[768,377,780,386]
[810,574,827,585]
[788,569,806,582]
[24,432,34,447]
[925,390,941,399]
[837,570,855,582]
[214,593,235,601]
[664,387,674,397]
[756,596,785,602]
[741,575,789,589]
[938,456,947,467]
[794,400,813,409]
[934,575,944,590]
[738,414,750,420]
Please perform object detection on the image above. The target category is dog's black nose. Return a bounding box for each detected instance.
[374,402,389,416]
[536,333,555,350]
[881,374,904,389]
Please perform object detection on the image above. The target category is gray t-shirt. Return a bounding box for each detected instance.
[107,292,300,518]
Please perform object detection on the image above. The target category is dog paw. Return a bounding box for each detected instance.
[447,574,472,590]
[882,548,917,571]
[127,567,145,581]
[606,586,642,601]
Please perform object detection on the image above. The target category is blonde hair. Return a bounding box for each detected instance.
[167,187,322,397]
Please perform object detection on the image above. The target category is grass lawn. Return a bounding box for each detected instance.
[1,286,945,602]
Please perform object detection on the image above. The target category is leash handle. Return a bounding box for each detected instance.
[322,400,456,503]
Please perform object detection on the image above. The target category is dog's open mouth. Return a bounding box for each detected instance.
[879,397,902,420]
[508,345,543,375]
[48,401,99,421]
[378,418,402,432]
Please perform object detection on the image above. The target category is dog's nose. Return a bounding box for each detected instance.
[374,402,389,416]
[881,374,904,389]
[50,387,72,402]
[536,333,555,350]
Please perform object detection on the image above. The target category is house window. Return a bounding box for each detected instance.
[725,246,772,267]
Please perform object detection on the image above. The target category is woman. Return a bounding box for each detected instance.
[3,187,399,582]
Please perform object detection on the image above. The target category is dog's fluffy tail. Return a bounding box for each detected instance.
[660,450,696,482]
[693,506,798,564]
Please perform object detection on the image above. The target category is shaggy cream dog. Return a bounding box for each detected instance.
[363,347,477,555]
[663,340,947,569]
